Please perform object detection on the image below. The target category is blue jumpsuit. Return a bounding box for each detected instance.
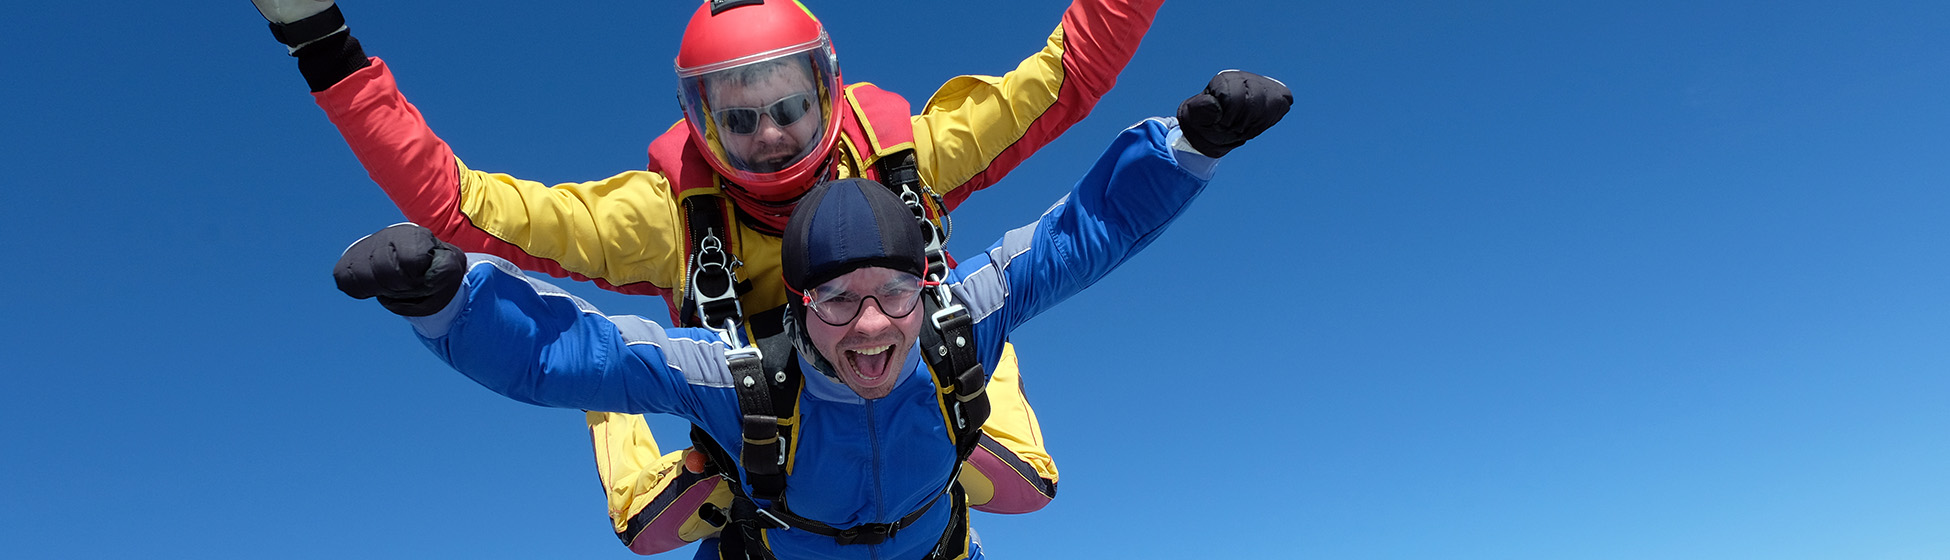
[401,118,1217,560]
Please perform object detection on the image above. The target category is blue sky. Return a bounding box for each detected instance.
[4,1,1949,558]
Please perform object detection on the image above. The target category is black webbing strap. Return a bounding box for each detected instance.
[881,148,989,462]
[923,485,973,560]
[876,151,952,276]
[717,486,966,559]
[682,195,804,501]
[747,487,944,546]
[729,348,784,499]
[684,194,801,499]
[692,358,799,560]
[682,196,744,332]
[918,295,989,460]
[886,149,988,559]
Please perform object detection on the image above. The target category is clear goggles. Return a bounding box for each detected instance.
[801,271,927,326]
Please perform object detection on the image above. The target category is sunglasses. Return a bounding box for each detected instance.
[802,271,926,326]
[712,92,816,135]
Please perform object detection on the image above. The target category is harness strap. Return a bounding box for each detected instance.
[681,196,744,331]
[743,489,943,546]
[877,152,953,275]
[729,349,784,499]
[682,194,799,500]
[709,470,971,557]
[918,296,989,458]
[691,148,983,559]
[925,485,973,560]
[882,149,989,459]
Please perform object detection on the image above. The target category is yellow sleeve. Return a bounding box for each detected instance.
[453,159,686,291]
[911,0,1159,204]
[910,23,1069,197]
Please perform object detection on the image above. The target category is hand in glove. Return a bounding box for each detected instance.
[252,0,334,22]
[334,224,468,317]
[1176,70,1293,158]
[252,0,343,51]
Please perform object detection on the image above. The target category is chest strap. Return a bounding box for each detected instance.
[682,194,798,500]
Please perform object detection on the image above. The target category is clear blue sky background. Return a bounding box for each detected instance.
[4,1,1949,558]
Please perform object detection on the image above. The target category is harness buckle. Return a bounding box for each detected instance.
[929,298,970,331]
[756,508,790,531]
[835,523,892,546]
[690,229,744,342]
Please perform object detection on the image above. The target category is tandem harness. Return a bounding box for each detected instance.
[678,151,991,559]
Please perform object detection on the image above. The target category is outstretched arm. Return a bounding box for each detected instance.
[951,72,1292,358]
[955,117,1209,346]
[255,2,686,296]
[332,225,738,427]
[420,256,729,419]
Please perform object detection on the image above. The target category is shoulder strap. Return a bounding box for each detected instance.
[728,349,801,501]
[918,291,989,462]
[680,195,743,331]
[881,148,987,463]
[681,194,806,500]
[877,150,953,270]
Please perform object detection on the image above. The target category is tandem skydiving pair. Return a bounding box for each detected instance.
[253,0,1161,552]
[258,0,1287,557]
[333,74,1291,559]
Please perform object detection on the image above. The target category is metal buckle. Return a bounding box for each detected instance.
[836,523,891,546]
[756,508,790,531]
[930,297,967,330]
[690,230,744,340]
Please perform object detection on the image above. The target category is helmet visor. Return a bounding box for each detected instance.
[678,46,840,181]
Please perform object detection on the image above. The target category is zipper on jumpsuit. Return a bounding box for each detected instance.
[866,399,884,560]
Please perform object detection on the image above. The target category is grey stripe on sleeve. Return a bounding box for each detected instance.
[953,221,1038,322]
[953,263,1007,323]
[476,254,733,389]
[475,255,605,315]
[612,317,735,389]
[994,221,1039,267]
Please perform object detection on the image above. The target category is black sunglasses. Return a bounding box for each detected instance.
[713,92,816,135]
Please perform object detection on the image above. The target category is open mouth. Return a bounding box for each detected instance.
[845,344,896,383]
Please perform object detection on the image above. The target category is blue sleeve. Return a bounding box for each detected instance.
[403,255,742,431]
[950,117,1213,366]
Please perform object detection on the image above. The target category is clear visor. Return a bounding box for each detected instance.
[678,46,840,180]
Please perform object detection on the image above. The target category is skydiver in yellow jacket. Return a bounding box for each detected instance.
[252,0,1162,552]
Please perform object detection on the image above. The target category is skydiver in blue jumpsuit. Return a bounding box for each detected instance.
[333,71,1290,560]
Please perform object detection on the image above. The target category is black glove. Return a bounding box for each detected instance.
[1176,70,1293,158]
[252,0,369,91]
[254,0,345,51]
[334,224,467,317]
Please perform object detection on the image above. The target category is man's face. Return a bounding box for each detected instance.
[707,66,822,173]
[805,267,925,400]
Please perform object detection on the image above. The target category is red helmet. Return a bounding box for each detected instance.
[676,0,844,202]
